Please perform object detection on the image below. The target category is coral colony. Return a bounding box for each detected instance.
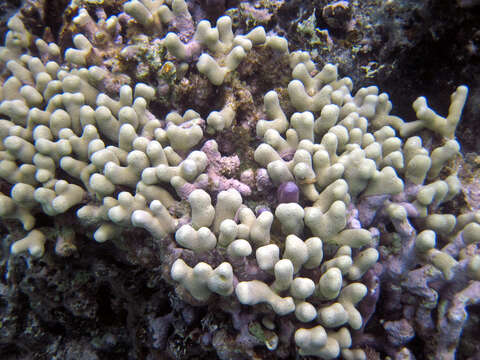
[0,0,477,359]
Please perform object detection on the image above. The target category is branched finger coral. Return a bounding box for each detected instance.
[0,1,477,360]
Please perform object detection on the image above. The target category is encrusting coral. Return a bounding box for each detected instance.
[0,1,477,359]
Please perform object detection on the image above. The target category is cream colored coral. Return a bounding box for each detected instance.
[235,280,295,316]
[10,229,46,257]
